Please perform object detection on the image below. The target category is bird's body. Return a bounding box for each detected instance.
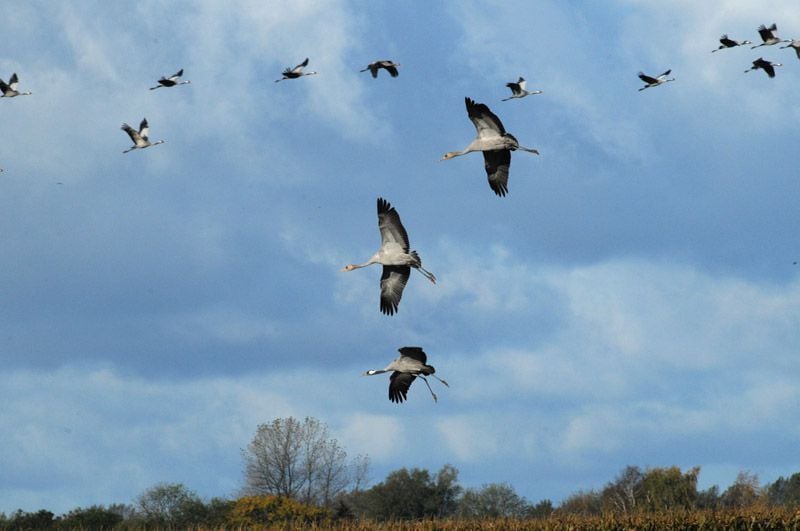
[341,198,435,316]
[121,118,165,153]
[364,347,449,403]
[638,70,675,91]
[502,77,542,101]
[745,57,783,78]
[361,60,400,78]
[752,24,789,48]
[712,34,752,52]
[275,58,317,82]
[150,68,191,90]
[441,97,539,197]
[780,39,800,59]
[0,73,32,97]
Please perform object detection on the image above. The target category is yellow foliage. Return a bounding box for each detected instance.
[227,494,331,527]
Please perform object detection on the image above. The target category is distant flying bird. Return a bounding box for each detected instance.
[341,198,436,316]
[150,68,191,90]
[0,73,32,97]
[752,24,790,48]
[711,34,752,52]
[502,77,542,101]
[121,118,166,153]
[441,97,539,197]
[638,70,675,91]
[744,57,783,78]
[275,58,317,82]
[364,347,449,403]
[360,60,400,78]
[780,39,800,59]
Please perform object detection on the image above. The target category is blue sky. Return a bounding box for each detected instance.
[1,0,799,514]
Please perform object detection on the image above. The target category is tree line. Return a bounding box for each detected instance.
[2,416,800,528]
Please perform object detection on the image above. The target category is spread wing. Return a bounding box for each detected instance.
[483,149,511,197]
[380,265,409,315]
[8,73,18,90]
[384,64,399,77]
[465,97,506,139]
[377,197,410,252]
[121,123,141,143]
[399,346,427,364]
[758,24,776,41]
[138,118,150,141]
[638,72,658,84]
[389,371,416,403]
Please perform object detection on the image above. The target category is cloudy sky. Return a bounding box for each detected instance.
[2,0,799,515]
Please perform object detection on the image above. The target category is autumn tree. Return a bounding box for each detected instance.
[242,416,369,507]
[765,472,800,506]
[347,465,462,520]
[721,471,761,508]
[601,465,644,514]
[135,482,206,526]
[639,466,700,511]
[456,482,534,518]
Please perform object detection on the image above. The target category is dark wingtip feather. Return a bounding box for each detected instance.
[377,197,391,214]
[380,298,398,315]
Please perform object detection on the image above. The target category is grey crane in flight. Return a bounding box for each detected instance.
[341,198,436,316]
[752,24,790,48]
[360,60,400,78]
[502,77,542,101]
[364,347,449,403]
[711,34,752,52]
[744,57,783,78]
[150,68,191,90]
[441,97,539,197]
[638,70,675,91]
[0,73,32,97]
[780,39,800,59]
[275,58,317,82]
[121,118,165,153]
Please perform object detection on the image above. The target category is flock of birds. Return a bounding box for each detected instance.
[1,21,795,402]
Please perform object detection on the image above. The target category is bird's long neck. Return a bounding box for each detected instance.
[443,147,473,160]
[364,369,388,376]
[345,258,377,271]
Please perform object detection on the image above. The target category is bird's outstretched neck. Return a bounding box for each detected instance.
[441,149,470,161]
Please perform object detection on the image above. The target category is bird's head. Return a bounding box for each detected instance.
[440,152,458,161]
[341,264,357,272]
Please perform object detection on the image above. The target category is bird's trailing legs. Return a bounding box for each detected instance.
[419,374,449,403]
[418,265,437,284]
[419,376,438,403]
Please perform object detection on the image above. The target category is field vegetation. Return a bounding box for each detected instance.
[4,418,800,529]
